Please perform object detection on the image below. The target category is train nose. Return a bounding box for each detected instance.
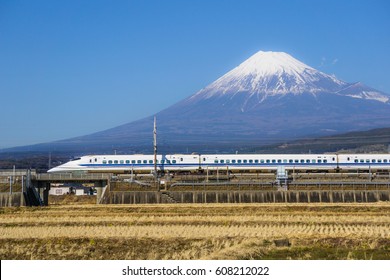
[47,167,62,173]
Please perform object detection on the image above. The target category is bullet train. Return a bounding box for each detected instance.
[47,153,390,173]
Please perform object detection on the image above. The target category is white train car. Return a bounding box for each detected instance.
[48,154,199,173]
[48,153,390,173]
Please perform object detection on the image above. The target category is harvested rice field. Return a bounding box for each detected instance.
[0,203,389,260]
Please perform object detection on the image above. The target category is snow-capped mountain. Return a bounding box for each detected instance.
[193,51,346,98]
[71,50,389,151]
[190,51,388,104]
[4,50,390,153]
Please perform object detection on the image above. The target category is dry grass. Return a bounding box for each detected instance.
[0,203,389,259]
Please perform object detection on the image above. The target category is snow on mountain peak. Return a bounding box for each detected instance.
[193,50,347,99]
[231,51,314,77]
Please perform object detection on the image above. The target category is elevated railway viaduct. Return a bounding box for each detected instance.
[1,170,390,206]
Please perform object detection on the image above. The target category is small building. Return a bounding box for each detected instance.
[49,185,88,196]
[49,187,71,196]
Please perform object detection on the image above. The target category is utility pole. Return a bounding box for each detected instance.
[48,152,52,170]
[153,116,158,189]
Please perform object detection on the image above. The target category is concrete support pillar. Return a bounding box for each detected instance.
[36,182,49,206]
[94,181,104,204]
[156,192,161,204]
[38,186,44,201]
[43,183,50,206]
[20,191,24,206]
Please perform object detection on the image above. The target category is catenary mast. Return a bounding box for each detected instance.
[153,116,157,181]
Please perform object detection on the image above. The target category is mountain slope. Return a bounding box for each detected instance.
[3,50,390,153]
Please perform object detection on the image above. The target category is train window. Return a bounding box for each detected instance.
[249,160,253,163]
[272,160,276,163]
[347,157,350,161]
[232,160,236,163]
[289,159,293,163]
[323,160,327,163]
[142,160,146,164]
[378,159,382,163]
[131,160,136,164]
[283,159,287,163]
[180,158,183,161]
[266,160,270,163]
[306,160,310,163]
[149,160,153,164]
[332,157,335,161]
[372,159,376,163]
[261,160,265,163]
[108,160,112,164]
[277,159,281,163]
[384,159,388,163]
[214,160,218,163]
[103,160,107,164]
[137,160,141,164]
[89,159,92,163]
[120,160,124,164]
[125,160,130,164]
[226,160,230,163]
[354,159,358,163]
[161,160,165,164]
[243,160,247,163]
[294,160,299,163]
[318,160,322,163]
[171,160,175,164]
[238,160,242,163]
[95,158,97,162]
[203,158,206,161]
[114,160,118,164]
[255,159,259,163]
[220,160,224,163]
[300,160,305,163]
[366,159,370,163]
[359,159,363,163]
[312,160,316,163]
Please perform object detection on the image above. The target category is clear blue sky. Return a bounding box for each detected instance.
[0,0,389,148]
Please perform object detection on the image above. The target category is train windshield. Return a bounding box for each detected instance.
[71,157,81,161]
